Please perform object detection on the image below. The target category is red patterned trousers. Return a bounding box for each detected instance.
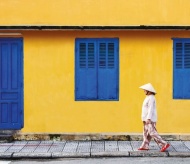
[140,121,167,149]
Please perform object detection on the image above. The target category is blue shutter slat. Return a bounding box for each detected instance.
[79,43,86,68]
[88,43,95,68]
[183,42,190,98]
[99,43,106,69]
[184,43,190,69]
[108,43,115,69]
[174,42,183,98]
[175,43,183,69]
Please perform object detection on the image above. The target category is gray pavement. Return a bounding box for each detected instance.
[0,140,190,159]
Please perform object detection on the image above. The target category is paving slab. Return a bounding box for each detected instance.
[118,141,133,151]
[105,141,118,152]
[77,141,91,153]
[6,141,27,153]
[169,141,190,152]
[20,141,40,153]
[130,141,142,151]
[48,141,66,153]
[183,141,190,150]
[0,143,13,153]
[91,141,104,152]
[63,141,78,152]
[166,143,177,152]
[34,141,53,153]
[148,141,160,151]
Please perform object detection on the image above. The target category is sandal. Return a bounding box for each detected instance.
[160,143,170,152]
[138,147,149,151]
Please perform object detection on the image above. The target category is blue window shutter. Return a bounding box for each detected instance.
[183,43,190,98]
[75,40,97,100]
[173,39,190,99]
[98,39,119,100]
[75,38,119,101]
[174,42,183,98]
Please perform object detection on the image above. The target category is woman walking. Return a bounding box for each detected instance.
[138,83,170,152]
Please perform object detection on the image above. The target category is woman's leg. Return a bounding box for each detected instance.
[148,122,169,148]
[139,122,151,149]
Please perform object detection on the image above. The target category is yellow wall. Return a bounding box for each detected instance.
[1,0,190,133]
[0,0,190,25]
[11,30,189,133]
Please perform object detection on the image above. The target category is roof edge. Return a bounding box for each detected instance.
[0,25,190,30]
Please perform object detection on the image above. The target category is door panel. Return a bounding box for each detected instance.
[0,38,23,129]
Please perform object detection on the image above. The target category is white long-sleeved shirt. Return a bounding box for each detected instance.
[141,95,157,122]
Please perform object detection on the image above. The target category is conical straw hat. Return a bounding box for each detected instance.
[139,83,156,93]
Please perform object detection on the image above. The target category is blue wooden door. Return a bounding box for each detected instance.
[0,38,23,129]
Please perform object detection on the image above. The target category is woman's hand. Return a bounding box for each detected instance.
[146,119,151,124]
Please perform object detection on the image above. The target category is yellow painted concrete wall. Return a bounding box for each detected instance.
[12,30,189,133]
[1,0,190,133]
[0,0,190,25]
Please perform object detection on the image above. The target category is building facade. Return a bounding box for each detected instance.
[0,0,190,134]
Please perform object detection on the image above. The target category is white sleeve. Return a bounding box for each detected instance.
[146,97,155,120]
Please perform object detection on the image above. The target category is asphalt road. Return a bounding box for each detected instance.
[2,157,190,164]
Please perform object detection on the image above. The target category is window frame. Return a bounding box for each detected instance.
[173,38,190,99]
[75,38,119,101]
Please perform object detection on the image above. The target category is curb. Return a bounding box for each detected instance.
[0,153,13,159]
[91,151,129,157]
[1,151,190,159]
[129,151,168,157]
[52,152,90,158]
[12,152,52,158]
[168,152,190,157]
